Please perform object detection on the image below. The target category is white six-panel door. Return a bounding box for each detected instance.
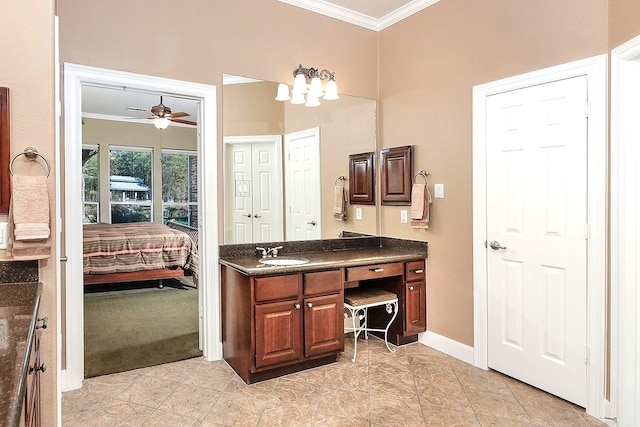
[486,76,588,406]
[223,136,283,244]
[284,128,321,240]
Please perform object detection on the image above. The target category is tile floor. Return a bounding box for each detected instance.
[63,337,606,426]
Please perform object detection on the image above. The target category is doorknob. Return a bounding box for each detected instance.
[307,221,317,226]
[244,213,252,218]
[489,240,507,250]
[254,214,262,218]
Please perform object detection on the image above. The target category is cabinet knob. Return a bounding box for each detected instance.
[307,302,313,308]
[409,286,414,291]
[36,317,48,329]
[30,363,46,373]
[294,303,301,310]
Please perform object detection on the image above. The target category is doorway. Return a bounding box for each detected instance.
[61,64,220,392]
[472,55,607,418]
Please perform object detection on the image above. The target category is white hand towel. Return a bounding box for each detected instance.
[333,186,347,220]
[410,183,426,220]
[10,174,50,241]
[410,184,432,229]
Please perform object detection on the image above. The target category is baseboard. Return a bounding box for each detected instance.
[60,369,83,392]
[602,399,618,426]
[418,330,475,365]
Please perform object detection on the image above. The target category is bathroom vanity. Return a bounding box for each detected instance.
[219,237,427,384]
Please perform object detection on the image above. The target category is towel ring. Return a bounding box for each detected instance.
[334,175,346,187]
[10,147,51,178]
[414,170,428,184]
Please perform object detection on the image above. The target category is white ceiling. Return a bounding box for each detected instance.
[82,2,438,123]
[278,0,440,31]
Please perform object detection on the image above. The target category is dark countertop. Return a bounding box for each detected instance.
[220,246,426,276]
[0,282,43,427]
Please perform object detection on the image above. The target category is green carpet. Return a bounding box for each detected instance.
[84,279,201,378]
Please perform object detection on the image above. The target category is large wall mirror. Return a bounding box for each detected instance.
[222,74,378,244]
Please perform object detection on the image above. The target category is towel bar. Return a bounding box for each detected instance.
[10,147,51,177]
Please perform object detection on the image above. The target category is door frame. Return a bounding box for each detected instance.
[61,63,220,391]
[611,34,640,426]
[222,134,283,243]
[472,55,607,418]
[284,127,321,240]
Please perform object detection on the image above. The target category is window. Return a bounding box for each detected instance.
[109,146,153,223]
[161,149,198,226]
[82,145,100,223]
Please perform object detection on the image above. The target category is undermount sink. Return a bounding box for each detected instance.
[259,257,310,266]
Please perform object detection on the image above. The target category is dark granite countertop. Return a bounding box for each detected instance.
[219,237,428,276]
[0,282,43,427]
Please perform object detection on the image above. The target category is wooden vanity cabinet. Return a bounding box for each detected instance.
[222,266,343,384]
[405,261,427,334]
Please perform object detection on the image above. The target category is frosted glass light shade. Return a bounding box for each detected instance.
[290,91,306,105]
[292,73,308,94]
[305,92,320,107]
[152,118,170,130]
[275,83,290,101]
[323,79,340,100]
[309,76,324,97]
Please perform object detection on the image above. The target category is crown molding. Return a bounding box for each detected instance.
[278,0,440,31]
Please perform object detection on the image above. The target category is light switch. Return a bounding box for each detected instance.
[355,207,362,221]
[400,210,408,224]
[0,222,7,249]
[434,184,445,199]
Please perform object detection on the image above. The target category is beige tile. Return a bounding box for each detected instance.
[224,375,279,401]
[182,360,236,391]
[258,399,317,427]
[270,376,324,403]
[159,383,221,420]
[280,365,327,385]
[117,375,180,408]
[422,404,481,427]
[475,413,538,426]
[464,389,530,423]
[138,358,193,382]
[82,369,143,397]
[202,391,266,426]
[142,408,201,427]
[82,400,155,427]
[315,387,370,423]
[62,389,118,427]
[322,363,370,392]
[369,372,418,401]
[369,393,425,426]
[314,413,370,427]
[519,398,595,426]
[451,362,512,395]
[415,380,474,413]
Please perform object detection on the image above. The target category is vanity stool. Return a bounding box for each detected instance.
[343,288,398,362]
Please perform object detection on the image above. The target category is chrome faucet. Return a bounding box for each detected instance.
[255,247,268,258]
[268,246,283,257]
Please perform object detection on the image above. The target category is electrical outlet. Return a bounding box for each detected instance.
[400,210,408,224]
[355,207,362,221]
[434,184,445,199]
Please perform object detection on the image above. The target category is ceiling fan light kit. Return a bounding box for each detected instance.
[275,64,339,107]
[128,95,197,129]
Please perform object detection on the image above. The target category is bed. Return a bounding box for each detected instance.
[82,221,198,286]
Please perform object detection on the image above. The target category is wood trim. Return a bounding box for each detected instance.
[83,268,185,285]
[0,88,10,213]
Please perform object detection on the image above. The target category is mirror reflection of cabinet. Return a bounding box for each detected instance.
[349,152,375,205]
[0,87,10,213]
[380,145,413,205]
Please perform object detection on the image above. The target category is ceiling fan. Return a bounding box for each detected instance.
[127,96,196,129]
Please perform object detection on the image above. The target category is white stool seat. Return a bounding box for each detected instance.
[343,288,398,362]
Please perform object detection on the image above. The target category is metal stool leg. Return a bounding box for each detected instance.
[383,301,398,353]
[350,307,358,363]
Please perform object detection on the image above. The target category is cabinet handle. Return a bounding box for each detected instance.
[36,317,48,329]
[307,302,313,308]
[370,268,384,273]
[294,303,301,310]
[409,286,414,291]
[413,269,424,274]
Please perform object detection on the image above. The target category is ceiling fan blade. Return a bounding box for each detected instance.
[169,118,197,126]
[170,112,190,118]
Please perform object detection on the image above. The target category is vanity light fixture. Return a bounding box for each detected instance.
[275,64,340,107]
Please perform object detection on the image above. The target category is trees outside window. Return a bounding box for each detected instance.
[109,146,152,223]
[82,145,99,223]
[162,149,197,226]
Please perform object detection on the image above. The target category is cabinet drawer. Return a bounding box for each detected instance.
[303,270,342,296]
[405,261,425,282]
[254,274,299,302]
[346,262,404,281]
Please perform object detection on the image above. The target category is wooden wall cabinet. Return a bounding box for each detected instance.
[348,152,375,205]
[0,87,11,213]
[380,145,413,205]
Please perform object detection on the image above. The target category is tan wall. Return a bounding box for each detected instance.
[378,0,609,346]
[1,0,57,422]
[223,81,285,136]
[609,0,640,47]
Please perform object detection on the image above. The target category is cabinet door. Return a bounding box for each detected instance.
[304,293,344,357]
[255,300,302,368]
[405,281,426,334]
